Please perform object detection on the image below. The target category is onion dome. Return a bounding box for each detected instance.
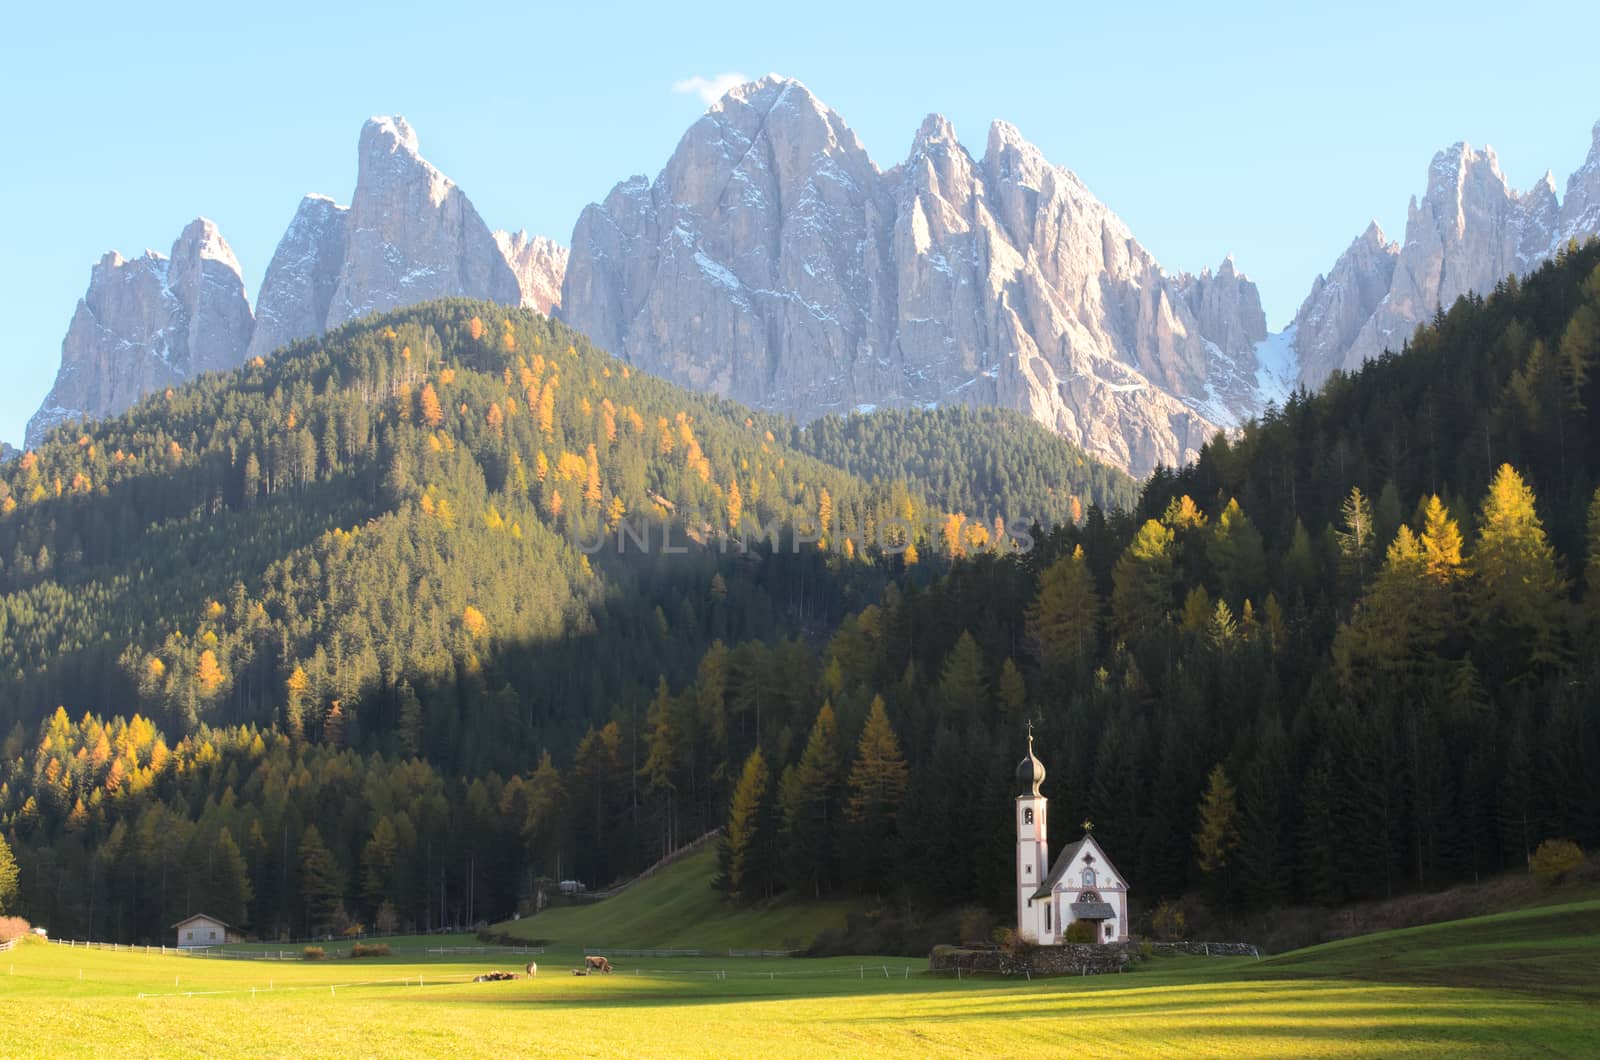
[1016,731,1045,797]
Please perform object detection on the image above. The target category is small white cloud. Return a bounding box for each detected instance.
[672,72,749,105]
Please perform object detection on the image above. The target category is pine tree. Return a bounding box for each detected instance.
[1196,765,1241,877]
[641,678,684,856]
[726,477,743,532]
[719,748,776,900]
[1333,524,1444,692]
[298,825,344,936]
[1027,545,1100,665]
[0,831,18,914]
[362,817,400,912]
[397,682,423,757]
[1207,599,1237,648]
[1207,498,1267,604]
[1419,495,1465,585]
[1557,303,1597,412]
[209,827,253,928]
[1194,764,1239,886]
[996,658,1027,717]
[1470,464,1568,677]
[419,383,444,429]
[938,632,988,724]
[1336,486,1377,598]
[1282,518,1319,598]
[1585,487,1600,635]
[1234,714,1291,908]
[780,703,843,897]
[1111,520,1175,640]
[842,696,909,892]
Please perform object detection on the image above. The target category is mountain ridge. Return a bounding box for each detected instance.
[1293,121,1600,387]
[559,75,1278,477]
[25,118,567,450]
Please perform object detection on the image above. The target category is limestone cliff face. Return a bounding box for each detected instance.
[325,117,523,329]
[1559,122,1600,248]
[1296,121,1600,389]
[26,219,252,448]
[561,76,1271,476]
[1291,222,1401,387]
[245,194,349,360]
[493,230,568,315]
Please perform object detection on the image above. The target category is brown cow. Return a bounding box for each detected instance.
[584,955,613,974]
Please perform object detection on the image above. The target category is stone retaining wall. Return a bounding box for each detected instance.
[929,939,1258,978]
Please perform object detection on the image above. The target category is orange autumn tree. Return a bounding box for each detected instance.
[419,384,444,428]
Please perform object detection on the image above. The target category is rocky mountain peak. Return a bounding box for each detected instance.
[326,114,521,329]
[912,113,959,151]
[172,217,243,272]
[246,194,350,359]
[984,120,1052,185]
[561,101,1277,476]
[25,217,254,448]
[361,115,421,160]
[33,116,568,441]
[493,230,569,315]
[1559,121,1600,244]
[1296,116,1600,390]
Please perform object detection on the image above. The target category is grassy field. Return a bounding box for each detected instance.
[6,857,1597,1057]
[3,911,1598,1058]
[491,844,868,952]
[1256,899,1600,1000]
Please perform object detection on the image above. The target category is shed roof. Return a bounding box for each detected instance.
[171,913,230,929]
[1070,901,1115,920]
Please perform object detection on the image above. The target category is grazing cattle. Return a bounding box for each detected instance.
[525,961,538,977]
[472,971,518,982]
[584,955,613,974]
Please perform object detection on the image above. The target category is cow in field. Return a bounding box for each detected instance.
[584,955,613,974]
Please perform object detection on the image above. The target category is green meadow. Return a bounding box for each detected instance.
[491,844,868,952]
[2,897,1597,1057]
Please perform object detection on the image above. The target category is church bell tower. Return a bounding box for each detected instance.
[1015,728,1049,942]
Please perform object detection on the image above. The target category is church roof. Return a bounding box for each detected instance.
[1030,834,1128,900]
[1070,901,1115,920]
[1030,838,1086,899]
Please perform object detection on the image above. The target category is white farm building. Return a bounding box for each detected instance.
[172,913,233,949]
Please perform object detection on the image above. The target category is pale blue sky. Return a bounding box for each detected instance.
[3,0,1597,446]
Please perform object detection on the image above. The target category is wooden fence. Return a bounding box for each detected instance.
[44,938,543,960]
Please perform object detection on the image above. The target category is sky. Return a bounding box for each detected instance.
[2,0,1598,447]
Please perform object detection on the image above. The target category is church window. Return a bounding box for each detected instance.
[1024,808,1033,824]
[1082,867,1096,888]
[1045,904,1051,930]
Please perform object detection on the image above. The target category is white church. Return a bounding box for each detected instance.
[1015,731,1130,945]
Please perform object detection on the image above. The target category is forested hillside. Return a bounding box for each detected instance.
[2,242,1598,944]
[0,301,964,768]
[790,406,1138,528]
[0,299,1094,938]
[700,241,1600,915]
